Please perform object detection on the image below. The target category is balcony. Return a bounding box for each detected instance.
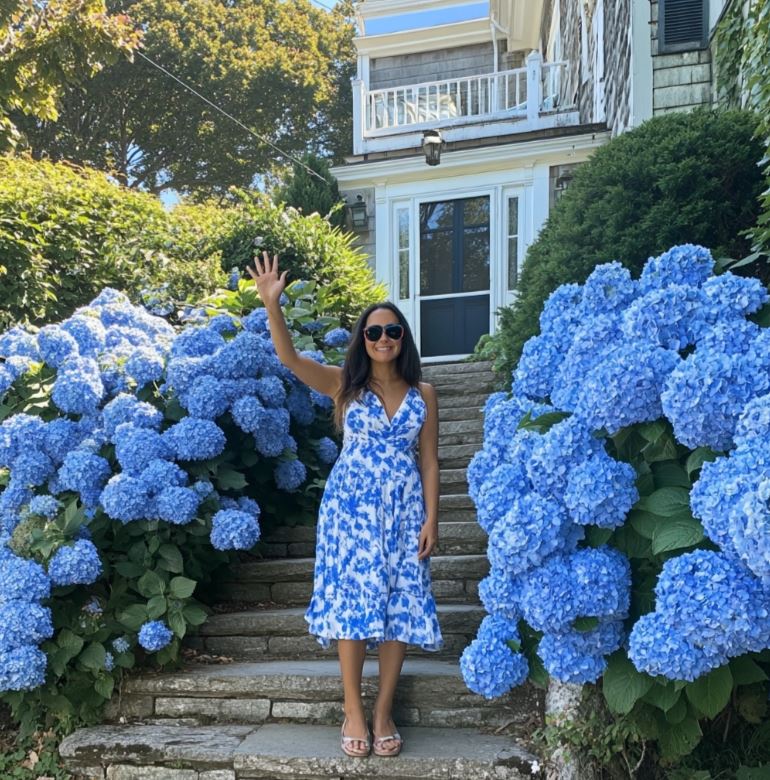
[351,52,580,157]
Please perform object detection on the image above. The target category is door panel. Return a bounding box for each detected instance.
[420,295,490,358]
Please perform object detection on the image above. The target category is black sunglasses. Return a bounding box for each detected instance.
[363,323,404,342]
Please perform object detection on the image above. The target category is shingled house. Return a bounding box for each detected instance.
[332,0,728,361]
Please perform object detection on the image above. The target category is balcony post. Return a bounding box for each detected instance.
[352,78,365,156]
[526,51,543,123]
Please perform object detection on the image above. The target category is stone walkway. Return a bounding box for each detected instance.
[60,361,543,779]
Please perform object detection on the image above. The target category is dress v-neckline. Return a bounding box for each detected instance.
[369,385,412,425]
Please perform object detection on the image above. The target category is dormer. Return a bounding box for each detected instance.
[351,0,580,157]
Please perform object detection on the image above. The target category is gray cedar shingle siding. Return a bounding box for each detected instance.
[604,0,632,134]
[650,0,711,113]
[369,42,507,91]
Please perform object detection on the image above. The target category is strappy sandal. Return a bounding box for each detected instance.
[340,716,371,758]
[372,724,403,757]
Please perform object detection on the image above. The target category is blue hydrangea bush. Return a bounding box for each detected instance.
[463,244,770,758]
[0,278,348,732]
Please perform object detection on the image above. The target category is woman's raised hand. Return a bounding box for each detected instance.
[246,251,288,308]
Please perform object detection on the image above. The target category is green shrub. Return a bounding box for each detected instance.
[0,157,385,331]
[0,156,226,329]
[172,191,386,326]
[485,110,765,383]
[273,153,346,229]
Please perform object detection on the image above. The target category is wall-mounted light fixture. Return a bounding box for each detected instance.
[422,129,444,166]
[348,194,368,229]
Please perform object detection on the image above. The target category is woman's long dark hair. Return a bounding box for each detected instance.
[334,301,421,429]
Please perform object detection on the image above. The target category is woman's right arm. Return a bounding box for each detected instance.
[247,252,342,398]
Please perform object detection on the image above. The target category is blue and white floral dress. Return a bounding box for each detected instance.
[304,385,444,651]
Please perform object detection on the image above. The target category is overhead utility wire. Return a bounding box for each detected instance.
[135,48,329,184]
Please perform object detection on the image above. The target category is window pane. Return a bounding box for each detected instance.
[398,209,409,250]
[420,201,454,232]
[464,197,490,226]
[508,197,519,236]
[462,226,490,291]
[399,249,410,299]
[508,197,519,291]
[420,230,453,295]
[508,238,518,290]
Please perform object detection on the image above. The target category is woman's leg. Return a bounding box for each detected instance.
[338,638,369,751]
[372,639,407,750]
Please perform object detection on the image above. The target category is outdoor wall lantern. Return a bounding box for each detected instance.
[422,129,444,166]
[348,195,368,230]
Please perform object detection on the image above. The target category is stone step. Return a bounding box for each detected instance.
[437,418,484,444]
[422,359,493,374]
[258,520,485,559]
[222,554,488,588]
[439,467,468,494]
[438,405,484,422]
[110,657,541,737]
[438,443,482,469]
[188,604,484,662]
[436,393,490,410]
[432,378,496,397]
[60,722,540,780]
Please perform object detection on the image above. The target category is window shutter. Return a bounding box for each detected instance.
[659,0,706,51]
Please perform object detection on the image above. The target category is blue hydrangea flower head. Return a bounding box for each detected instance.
[170,327,225,359]
[155,487,201,525]
[60,315,106,355]
[243,308,269,334]
[100,474,151,523]
[323,327,351,348]
[478,567,521,620]
[459,637,529,699]
[125,347,165,388]
[253,376,286,408]
[0,601,54,648]
[253,408,291,457]
[138,620,173,652]
[210,509,261,550]
[0,645,48,691]
[581,261,638,316]
[37,325,79,368]
[0,327,41,361]
[184,375,231,420]
[48,539,102,586]
[564,450,639,528]
[114,424,171,475]
[0,553,51,602]
[639,244,714,292]
[286,386,315,425]
[163,418,226,461]
[274,459,307,492]
[52,357,105,415]
[27,495,61,520]
[316,436,339,465]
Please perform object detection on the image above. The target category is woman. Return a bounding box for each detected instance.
[247,252,443,758]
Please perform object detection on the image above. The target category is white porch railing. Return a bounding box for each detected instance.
[359,52,572,136]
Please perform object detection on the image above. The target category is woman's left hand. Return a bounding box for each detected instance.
[417,519,438,560]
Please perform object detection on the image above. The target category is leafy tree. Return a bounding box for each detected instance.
[481,110,764,383]
[275,153,346,228]
[0,0,138,150]
[15,0,357,197]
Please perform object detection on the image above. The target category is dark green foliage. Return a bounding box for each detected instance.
[0,156,385,330]
[275,153,346,229]
[488,110,764,383]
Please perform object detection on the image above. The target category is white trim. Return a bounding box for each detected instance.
[630,0,653,130]
[421,290,492,300]
[360,0,480,19]
[333,130,608,187]
[355,19,497,57]
[422,353,472,364]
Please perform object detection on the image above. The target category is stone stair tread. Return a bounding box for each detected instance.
[199,603,484,637]
[228,553,486,582]
[61,722,538,779]
[123,657,467,694]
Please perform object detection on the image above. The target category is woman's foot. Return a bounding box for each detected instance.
[371,712,403,757]
[340,711,370,757]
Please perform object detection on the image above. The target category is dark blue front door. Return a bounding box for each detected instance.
[419,196,490,358]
